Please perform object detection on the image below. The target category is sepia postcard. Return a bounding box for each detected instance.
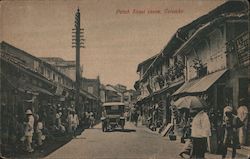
[0,0,249,158]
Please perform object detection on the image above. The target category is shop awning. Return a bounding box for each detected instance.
[1,73,54,96]
[80,90,98,100]
[173,69,228,96]
[19,84,54,96]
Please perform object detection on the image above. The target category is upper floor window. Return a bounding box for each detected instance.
[195,40,209,64]
[47,69,51,79]
[40,66,44,75]
[209,29,223,56]
[34,61,39,71]
[88,86,94,94]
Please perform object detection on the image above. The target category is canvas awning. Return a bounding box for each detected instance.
[19,84,54,96]
[80,90,98,100]
[173,69,228,96]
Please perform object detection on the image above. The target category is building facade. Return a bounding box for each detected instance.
[81,76,100,98]
[172,0,249,149]
[0,41,99,154]
[40,57,79,81]
[80,77,101,117]
[135,0,249,150]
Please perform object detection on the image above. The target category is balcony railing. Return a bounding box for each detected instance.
[147,61,185,93]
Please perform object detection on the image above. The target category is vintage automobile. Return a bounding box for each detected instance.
[101,102,125,132]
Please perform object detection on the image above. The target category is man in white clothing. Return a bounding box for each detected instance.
[237,98,248,145]
[24,109,35,153]
[67,110,79,137]
[190,107,211,159]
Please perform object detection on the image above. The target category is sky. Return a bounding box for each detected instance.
[0,0,225,89]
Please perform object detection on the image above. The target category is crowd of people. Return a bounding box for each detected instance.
[10,103,97,154]
[177,98,248,159]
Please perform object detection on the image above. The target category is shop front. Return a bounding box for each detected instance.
[172,69,229,153]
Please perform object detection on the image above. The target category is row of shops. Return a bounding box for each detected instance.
[134,0,249,152]
[0,41,101,154]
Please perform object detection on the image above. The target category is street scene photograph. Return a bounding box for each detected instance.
[0,0,249,158]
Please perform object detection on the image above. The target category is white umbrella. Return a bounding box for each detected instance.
[174,96,207,109]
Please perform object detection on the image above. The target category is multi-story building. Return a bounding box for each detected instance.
[1,42,75,97]
[80,76,101,117]
[135,32,187,126]
[114,84,127,93]
[123,89,138,110]
[135,0,249,151]
[81,76,100,98]
[101,84,123,103]
[172,0,249,149]
[40,57,101,113]
[0,41,99,152]
[40,57,79,81]
[100,84,137,108]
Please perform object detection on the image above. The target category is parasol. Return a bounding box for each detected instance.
[174,96,207,110]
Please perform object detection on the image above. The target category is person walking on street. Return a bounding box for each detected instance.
[89,112,95,128]
[24,109,35,153]
[222,106,244,159]
[35,115,44,147]
[67,110,79,137]
[237,98,248,145]
[190,107,211,159]
[134,111,139,126]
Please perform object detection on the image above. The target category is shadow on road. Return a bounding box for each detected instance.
[105,129,136,133]
[10,128,86,159]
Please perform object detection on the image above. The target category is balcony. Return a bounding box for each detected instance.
[149,61,185,93]
[226,31,249,67]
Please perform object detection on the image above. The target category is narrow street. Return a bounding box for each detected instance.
[46,123,227,159]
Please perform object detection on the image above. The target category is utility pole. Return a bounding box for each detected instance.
[72,8,85,113]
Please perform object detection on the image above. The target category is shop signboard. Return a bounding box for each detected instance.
[235,32,249,66]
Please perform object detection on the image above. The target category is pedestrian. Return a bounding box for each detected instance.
[124,111,129,121]
[55,112,65,134]
[190,107,211,159]
[216,114,225,155]
[237,98,248,145]
[35,115,44,146]
[181,116,191,143]
[89,112,95,128]
[67,110,79,137]
[134,111,139,126]
[222,106,244,159]
[24,109,35,153]
[85,111,90,127]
